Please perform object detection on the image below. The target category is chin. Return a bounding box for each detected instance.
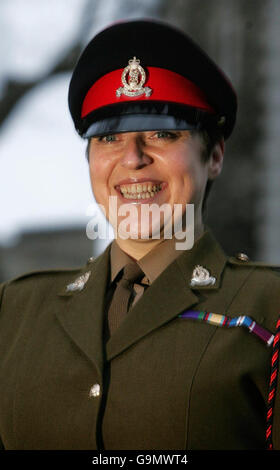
[116,226,155,241]
[113,201,175,241]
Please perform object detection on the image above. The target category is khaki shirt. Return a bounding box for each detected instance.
[110,235,188,309]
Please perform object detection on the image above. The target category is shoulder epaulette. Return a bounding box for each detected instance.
[228,252,280,270]
[9,266,82,284]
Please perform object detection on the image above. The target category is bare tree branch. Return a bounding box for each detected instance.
[0,0,96,129]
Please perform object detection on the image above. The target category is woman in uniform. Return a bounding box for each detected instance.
[0,19,280,450]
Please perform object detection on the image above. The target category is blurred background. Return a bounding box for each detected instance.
[1,0,280,282]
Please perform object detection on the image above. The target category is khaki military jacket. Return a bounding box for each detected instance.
[0,231,280,450]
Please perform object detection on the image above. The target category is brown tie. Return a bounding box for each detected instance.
[108,262,144,335]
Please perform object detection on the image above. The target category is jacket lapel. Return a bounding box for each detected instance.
[55,244,111,380]
[106,259,199,360]
[106,231,228,360]
[55,231,229,370]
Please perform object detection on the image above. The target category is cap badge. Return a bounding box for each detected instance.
[66,271,91,292]
[190,265,216,287]
[116,57,152,98]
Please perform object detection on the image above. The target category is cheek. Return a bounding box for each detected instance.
[167,150,207,201]
[90,155,110,187]
[89,157,111,208]
[167,152,196,189]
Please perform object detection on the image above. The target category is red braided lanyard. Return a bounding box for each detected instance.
[266,316,280,449]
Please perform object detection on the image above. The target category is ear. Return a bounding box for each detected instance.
[207,139,224,180]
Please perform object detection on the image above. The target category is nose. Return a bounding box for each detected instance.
[120,135,153,169]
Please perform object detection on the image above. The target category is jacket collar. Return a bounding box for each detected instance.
[56,243,111,379]
[176,229,227,291]
[106,230,228,360]
[55,230,229,367]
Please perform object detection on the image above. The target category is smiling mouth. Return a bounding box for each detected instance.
[116,181,164,200]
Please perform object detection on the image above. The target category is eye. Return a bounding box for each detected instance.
[97,134,117,143]
[153,131,177,139]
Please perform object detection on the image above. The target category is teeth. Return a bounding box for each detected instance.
[118,182,163,199]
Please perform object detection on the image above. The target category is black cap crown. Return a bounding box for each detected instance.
[68,19,237,139]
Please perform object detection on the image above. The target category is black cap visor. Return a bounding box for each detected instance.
[81,101,220,138]
[83,114,200,138]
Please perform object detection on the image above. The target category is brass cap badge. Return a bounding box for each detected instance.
[116,57,152,98]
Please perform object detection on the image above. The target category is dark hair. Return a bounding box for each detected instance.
[192,128,224,211]
[191,128,223,161]
[85,139,91,162]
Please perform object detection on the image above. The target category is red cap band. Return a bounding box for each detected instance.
[81,66,215,118]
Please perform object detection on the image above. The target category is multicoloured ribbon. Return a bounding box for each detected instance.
[179,309,275,347]
[180,309,280,450]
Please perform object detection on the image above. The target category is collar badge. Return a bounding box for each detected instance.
[190,265,216,287]
[116,57,152,98]
[66,271,91,292]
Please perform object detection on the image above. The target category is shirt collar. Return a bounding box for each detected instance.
[110,231,207,285]
[110,241,134,283]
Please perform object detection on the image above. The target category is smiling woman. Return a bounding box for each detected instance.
[1,19,280,452]
[88,129,223,258]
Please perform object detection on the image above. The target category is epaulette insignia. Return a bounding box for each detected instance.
[179,309,274,346]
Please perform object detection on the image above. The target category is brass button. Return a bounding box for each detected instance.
[236,252,249,262]
[89,383,100,398]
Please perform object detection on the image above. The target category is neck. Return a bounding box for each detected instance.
[115,220,205,261]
